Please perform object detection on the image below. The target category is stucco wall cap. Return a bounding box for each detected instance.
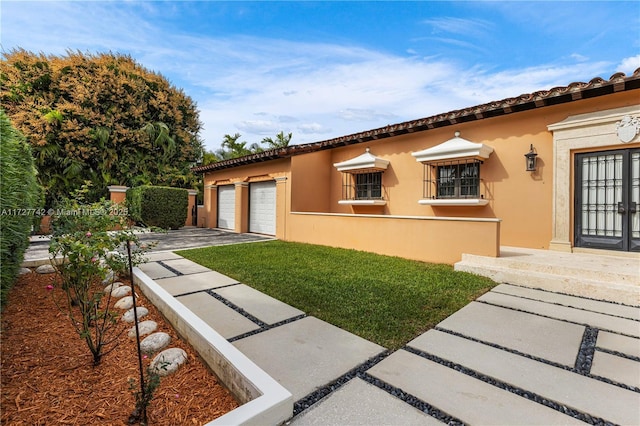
[412,132,494,163]
[333,148,390,172]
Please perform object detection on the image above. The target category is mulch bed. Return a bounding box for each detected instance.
[1,271,239,425]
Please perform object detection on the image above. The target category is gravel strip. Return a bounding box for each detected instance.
[292,352,390,416]
[359,372,464,425]
[595,347,640,362]
[205,289,268,327]
[173,283,241,298]
[200,288,310,341]
[228,314,307,342]
[575,326,598,374]
[156,260,184,276]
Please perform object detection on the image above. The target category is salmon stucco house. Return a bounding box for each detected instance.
[193,70,640,265]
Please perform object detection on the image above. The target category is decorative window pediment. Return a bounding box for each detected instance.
[333,148,390,172]
[412,132,493,206]
[412,131,494,163]
[334,149,388,205]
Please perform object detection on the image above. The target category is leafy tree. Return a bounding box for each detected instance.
[262,131,292,149]
[214,133,263,160]
[202,150,220,165]
[0,49,204,207]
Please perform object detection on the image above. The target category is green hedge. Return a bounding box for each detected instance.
[0,109,42,308]
[126,185,188,230]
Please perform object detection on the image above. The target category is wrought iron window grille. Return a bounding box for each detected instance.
[423,159,485,200]
[341,170,385,200]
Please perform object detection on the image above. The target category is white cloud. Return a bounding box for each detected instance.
[297,123,332,135]
[339,108,396,122]
[617,55,640,75]
[2,1,636,152]
[235,120,280,135]
[422,17,493,38]
[570,53,589,62]
[278,115,298,123]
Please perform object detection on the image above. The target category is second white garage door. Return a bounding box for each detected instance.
[249,181,276,235]
[217,185,235,230]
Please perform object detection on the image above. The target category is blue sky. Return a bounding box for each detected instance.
[2,1,639,152]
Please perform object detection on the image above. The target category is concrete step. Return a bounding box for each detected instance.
[454,247,640,305]
[459,247,638,284]
[455,262,639,305]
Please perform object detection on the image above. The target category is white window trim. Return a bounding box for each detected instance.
[418,198,489,206]
[339,199,387,206]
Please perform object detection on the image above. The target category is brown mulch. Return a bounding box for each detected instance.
[1,271,239,425]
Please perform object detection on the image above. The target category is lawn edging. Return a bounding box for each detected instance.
[132,267,293,425]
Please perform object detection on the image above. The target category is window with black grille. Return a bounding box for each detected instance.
[342,171,384,200]
[424,160,482,199]
[356,172,382,199]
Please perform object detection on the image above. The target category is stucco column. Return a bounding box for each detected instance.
[185,189,198,227]
[107,185,129,204]
[275,176,288,240]
[203,184,217,229]
[548,139,573,252]
[235,182,249,233]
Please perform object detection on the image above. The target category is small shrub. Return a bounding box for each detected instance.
[128,362,168,425]
[126,186,188,230]
[49,186,151,365]
[0,109,43,309]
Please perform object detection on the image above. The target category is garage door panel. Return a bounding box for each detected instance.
[249,181,276,235]
[217,185,235,230]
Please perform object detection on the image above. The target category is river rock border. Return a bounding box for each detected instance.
[105,278,188,375]
[131,266,293,425]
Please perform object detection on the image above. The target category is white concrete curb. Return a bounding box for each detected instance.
[132,267,293,425]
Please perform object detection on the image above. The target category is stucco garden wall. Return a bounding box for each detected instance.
[287,212,500,264]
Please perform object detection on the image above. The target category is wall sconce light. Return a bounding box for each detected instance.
[525,144,538,171]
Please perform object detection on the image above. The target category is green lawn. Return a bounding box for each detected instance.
[176,241,495,350]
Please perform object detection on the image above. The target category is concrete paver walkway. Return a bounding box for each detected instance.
[140,252,640,425]
[23,229,640,424]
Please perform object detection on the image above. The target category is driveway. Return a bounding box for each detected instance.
[135,227,274,251]
[24,227,274,264]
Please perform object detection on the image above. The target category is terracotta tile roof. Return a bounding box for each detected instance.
[193,68,640,173]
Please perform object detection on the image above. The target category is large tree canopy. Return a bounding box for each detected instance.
[0,49,204,207]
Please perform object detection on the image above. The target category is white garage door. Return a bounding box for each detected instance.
[249,181,276,235]
[217,185,235,230]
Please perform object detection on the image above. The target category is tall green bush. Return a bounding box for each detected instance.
[125,186,143,224]
[126,186,188,230]
[0,109,42,308]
